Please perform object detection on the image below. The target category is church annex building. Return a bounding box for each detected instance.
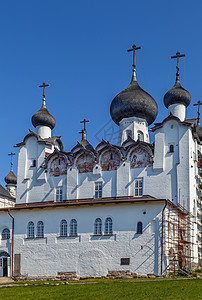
[0,45,201,279]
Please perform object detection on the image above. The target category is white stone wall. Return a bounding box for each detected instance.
[11,202,164,277]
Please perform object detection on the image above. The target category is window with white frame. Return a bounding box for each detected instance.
[56,187,63,202]
[70,219,77,236]
[2,228,10,239]
[27,221,34,238]
[94,218,102,235]
[95,182,102,198]
[104,217,113,235]
[60,219,67,237]
[135,178,143,197]
[36,221,44,238]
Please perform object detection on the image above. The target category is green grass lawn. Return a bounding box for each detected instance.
[0,279,201,300]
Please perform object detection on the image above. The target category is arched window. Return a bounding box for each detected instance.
[36,221,44,238]
[60,219,67,237]
[137,221,143,234]
[2,228,10,240]
[27,221,34,238]
[94,218,102,235]
[169,145,174,153]
[70,219,77,236]
[137,131,144,142]
[105,217,113,235]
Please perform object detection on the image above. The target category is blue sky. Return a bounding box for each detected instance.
[0,0,201,186]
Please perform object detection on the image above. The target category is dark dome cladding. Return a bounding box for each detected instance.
[4,170,17,185]
[164,81,191,108]
[32,104,56,129]
[110,80,158,125]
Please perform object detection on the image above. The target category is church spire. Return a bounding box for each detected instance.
[127,44,141,81]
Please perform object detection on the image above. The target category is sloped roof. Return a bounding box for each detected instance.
[0,184,15,200]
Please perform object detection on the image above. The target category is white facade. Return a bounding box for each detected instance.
[0,61,201,278]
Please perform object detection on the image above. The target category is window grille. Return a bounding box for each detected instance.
[105,217,113,234]
[70,219,77,236]
[60,219,67,237]
[137,221,143,234]
[135,178,143,197]
[2,228,10,239]
[36,221,44,238]
[95,182,102,198]
[94,218,102,235]
[27,221,34,238]
[56,187,63,202]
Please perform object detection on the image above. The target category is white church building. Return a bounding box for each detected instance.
[0,46,201,279]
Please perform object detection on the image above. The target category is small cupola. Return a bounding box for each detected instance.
[32,82,56,138]
[4,152,17,198]
[164,51,191,121]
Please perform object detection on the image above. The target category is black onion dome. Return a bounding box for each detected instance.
[110,79,158,125]
[164,81,191,108]
[4,170,17,185]
[196,123,202,141]
[32,103,56,129]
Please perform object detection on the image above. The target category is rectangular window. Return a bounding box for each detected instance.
[121,258,130,265]
[95,182,102,198]
[135,178,143,197]
[56,187,63,202]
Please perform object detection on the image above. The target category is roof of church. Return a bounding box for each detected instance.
[4,170,17,185]
[14,130,64,150]
[150,114,195,132]
[110,78,158,126]
[0,184,15,200]
[164,80,191,108]
[32,101,56,129]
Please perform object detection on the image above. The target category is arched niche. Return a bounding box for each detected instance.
[100,149,121,171]
[129,146,153,169]
[49,156,67,176]
[76,152,94,173]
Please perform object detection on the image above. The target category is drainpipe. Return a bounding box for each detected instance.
[8,209,14,277]
[161,200,167,275]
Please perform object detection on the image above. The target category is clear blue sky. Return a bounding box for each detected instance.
[0,0,201,186]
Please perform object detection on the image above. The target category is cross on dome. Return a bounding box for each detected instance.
[39,82,50,106]
[80,118,89,132]
[194,100,202,125]
[171,51,185,82]
[8,152,15,171]
[127,44,142,80]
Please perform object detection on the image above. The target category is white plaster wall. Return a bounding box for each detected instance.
[168,104,186,121]
[13,203,164,277]
[118,117,149,145]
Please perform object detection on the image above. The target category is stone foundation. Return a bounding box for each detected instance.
[14,271,157,281]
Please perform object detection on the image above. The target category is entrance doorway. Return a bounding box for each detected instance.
[0,252,10,277]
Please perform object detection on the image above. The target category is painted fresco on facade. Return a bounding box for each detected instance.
[49,157,67,176]
[76,153,94,173]
[101,150,120,171]
[130,147,152,168]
